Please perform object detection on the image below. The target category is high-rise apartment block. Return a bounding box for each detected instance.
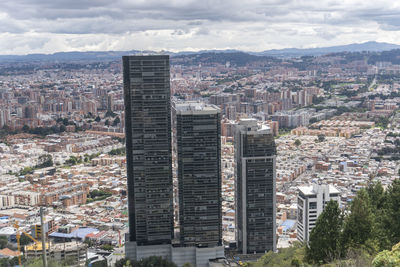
[174,102,222,248]
[297,184,340,243]
[0,108,10,128]
[235,118,277,254]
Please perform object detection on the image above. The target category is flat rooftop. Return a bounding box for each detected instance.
[0,208,32,217]
[175,101,220,115]
[298,184,340,196]
[238,118,272,134]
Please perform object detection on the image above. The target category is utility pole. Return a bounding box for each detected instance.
[40,207,48,267]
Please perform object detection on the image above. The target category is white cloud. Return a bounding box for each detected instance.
[0,0,400,54]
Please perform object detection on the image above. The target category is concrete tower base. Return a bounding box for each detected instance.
[125,241,224,267]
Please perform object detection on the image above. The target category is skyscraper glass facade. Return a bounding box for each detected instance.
[175,103,222,248]
[235,119,277,254]
[123,55,173,245]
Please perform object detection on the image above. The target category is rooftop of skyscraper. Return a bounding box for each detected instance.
[175,101,220,114]
[238,118,272,134]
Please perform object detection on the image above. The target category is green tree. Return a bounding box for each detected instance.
[108,147,126,156]
[365,181,390,250]
[105,110,117,118]
[290,258,301,267]
[381,179,400,248]
[0,236,8,249]
[88,189,112,202]
[134,256,177,267]
[65,155,84,166]
[101,244,114,251]
[91,260,108,267]
[372,242,400,267]
[22,125,30,132]
[84,239,95,247]
[95,116,101,122]
[375,117,389,129]
[65,155,78,165]
[250,242,306,267]
[317,134,326,142]
[306,200,343,263]
[36,154,53,168]
[59,124,66,132]
[367,181,386,211]
[0,257,20,267]
[115,258,132,267]
[113,117,121,126]
[105,119,110,126]
[19,166,33,176]
[25,258,66,267]
[294,139,301,147]
[341,189,376,254]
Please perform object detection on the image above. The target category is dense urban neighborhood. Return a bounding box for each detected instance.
[0,49,400,266]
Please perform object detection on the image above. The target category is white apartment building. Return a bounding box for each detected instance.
[297,184,340,243]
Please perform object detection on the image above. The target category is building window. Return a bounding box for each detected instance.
[298,208,303,224]
[298,197,304,207]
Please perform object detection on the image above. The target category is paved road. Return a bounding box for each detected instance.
[109,247,125,266]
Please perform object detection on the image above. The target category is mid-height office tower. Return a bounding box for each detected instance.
[174,102,222,248]
[123,55,173,258]
[235,118,277,254]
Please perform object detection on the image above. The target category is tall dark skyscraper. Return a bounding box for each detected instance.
[123,55,173,246]
[174,102,222,248]
[235,118,277,254]
[123,56,224,267]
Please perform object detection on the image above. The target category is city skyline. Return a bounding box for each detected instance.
[0,25,400,265]
[1,1,400,55]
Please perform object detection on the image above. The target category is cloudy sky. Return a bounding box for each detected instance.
[1,0,400,55]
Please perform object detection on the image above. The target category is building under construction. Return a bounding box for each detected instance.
[24,242,87,266]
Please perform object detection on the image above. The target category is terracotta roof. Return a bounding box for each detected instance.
[86,231,106,239]
[0,248,20,257]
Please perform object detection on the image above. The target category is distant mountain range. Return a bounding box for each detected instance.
[174,42,400,58]
[0,41,399,63]
[251,41,400,57]
[0,50,142,63]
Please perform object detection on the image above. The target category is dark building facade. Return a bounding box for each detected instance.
[174,102,222,248]
[235,119,277,254]
[123,55,173,245]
